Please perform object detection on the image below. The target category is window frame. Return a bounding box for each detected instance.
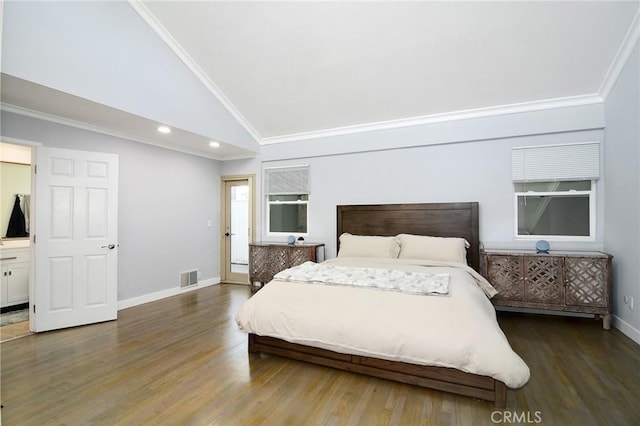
[513,180,596,241]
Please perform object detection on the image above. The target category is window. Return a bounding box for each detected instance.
[265,166,309,235]
[515,181,594,238]
[268,194,308,233]
[512,142,599,240]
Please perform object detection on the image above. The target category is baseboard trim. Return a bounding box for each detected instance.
[1,302,29,314]
[117,277,220,311]
[612,315,640,346]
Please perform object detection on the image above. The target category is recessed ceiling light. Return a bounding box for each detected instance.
[209,141,221,148]
[157,125,171,134]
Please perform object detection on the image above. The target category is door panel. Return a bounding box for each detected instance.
[86,254,108,305]
[50,186,74,238]
[87,188,108,237]
[49,256,73,310]
[33,147,118,332]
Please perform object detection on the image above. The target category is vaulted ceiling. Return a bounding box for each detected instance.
[137,0,639,142]
[1,1,639,159]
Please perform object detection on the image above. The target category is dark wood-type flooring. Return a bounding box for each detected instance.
[1,284,639,425]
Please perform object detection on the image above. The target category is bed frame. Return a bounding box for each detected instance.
[248,202,507,407]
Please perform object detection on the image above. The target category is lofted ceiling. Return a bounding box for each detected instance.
[2,1,639,159]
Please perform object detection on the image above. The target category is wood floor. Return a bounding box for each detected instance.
[1,284,639,425]
[0,320,31,343]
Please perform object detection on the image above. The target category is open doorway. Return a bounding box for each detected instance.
[1,141,120,336]
[220,175,255,284]
[0,142,33,341]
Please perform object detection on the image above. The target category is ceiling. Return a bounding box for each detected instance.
[139,1,639,142]
[1,75,255,160]
[2,1,639,159]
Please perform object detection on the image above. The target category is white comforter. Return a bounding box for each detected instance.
[235,257,530,388]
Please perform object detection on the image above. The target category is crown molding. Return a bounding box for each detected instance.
[218,152,259,162]
[0,103,258,161]
[260,94,603,145]
[599,8,640,100]
[126,0,263,143]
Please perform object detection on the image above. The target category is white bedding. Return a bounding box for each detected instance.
[236,257,530,388]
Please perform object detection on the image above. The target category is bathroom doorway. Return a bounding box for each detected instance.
[0,142,33,341]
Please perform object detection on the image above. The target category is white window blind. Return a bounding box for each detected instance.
[512,142,600,182]
[265,165,309,195]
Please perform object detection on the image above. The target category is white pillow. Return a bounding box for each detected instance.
[337,233,401,258]
[397,234,469,264]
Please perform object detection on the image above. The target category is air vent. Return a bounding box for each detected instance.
[180,270,198,287]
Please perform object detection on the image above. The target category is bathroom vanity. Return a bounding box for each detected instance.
[0,239,30,308]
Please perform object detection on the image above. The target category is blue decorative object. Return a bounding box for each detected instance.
[536,240,550,254]
[287,235,296,245]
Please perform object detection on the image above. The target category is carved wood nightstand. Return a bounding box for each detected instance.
[481,250,613,329]
[249,242,324,291]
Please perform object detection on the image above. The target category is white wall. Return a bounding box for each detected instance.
[2,111,221,301]
[604,40,640,340]
[2,1,258,152]
[252,104,606,257]
[261,129,604,258]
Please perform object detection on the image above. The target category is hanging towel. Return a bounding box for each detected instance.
[20,195,30,234]
[6,195,27,238]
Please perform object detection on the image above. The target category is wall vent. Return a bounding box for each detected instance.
[180,270,198,287]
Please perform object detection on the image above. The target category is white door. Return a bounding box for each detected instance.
[33,147,118,332]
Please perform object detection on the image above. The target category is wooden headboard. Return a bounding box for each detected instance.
[336,202,480,271]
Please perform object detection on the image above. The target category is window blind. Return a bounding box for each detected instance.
[512,142,600,182]
[265,165,309,195]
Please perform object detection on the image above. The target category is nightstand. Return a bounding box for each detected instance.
[481,250,613,329]
[248,242,324,291]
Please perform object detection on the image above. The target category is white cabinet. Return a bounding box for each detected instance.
[1,247,30,308]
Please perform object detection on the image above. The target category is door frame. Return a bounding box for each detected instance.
[220,174,255,284]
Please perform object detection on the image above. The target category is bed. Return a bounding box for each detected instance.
[236,202,529,407]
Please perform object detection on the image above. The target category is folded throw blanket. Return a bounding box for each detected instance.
[274,261,449,296]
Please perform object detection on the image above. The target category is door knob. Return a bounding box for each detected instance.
[224,232,230,237]
[101,244,116,249]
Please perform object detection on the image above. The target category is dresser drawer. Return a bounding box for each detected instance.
[0,248,30,264]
